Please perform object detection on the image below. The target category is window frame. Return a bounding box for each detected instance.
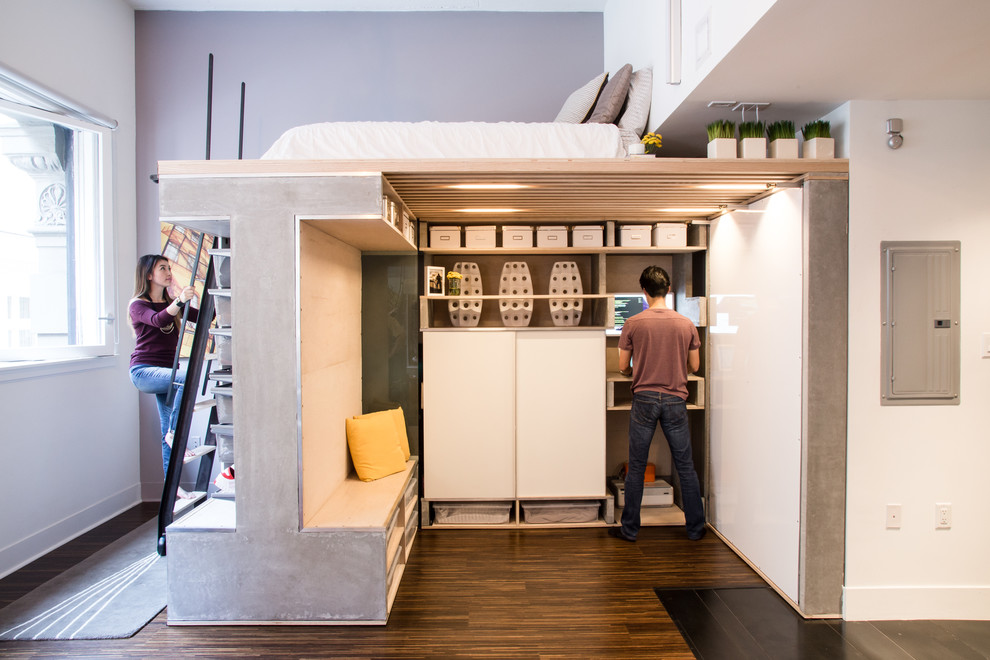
[0,98,116,368]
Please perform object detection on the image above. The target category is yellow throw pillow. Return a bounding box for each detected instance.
[346,410,407,482]
[390,406,411,461]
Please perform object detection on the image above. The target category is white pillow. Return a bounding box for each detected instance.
[617,67,653,146]
[554,72,608,123]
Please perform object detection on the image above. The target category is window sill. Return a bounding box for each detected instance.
[0,355,118,383]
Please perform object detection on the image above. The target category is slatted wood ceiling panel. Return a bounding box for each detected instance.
[157,158,849,222]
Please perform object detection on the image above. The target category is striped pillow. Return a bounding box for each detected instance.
[586,63,632,124]
[617,67,653,146]
[554,72,608,123]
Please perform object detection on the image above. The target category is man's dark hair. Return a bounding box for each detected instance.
[639,265,671,298]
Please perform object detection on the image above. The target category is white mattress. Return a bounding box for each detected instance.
[261,121,627,160]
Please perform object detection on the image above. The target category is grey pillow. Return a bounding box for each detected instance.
[617,66,653,145]
[554,72,608,123]
[586,63,632,124]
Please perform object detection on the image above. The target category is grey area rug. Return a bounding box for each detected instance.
[0,518,165,640]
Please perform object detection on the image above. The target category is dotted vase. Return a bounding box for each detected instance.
[448,262,483,327]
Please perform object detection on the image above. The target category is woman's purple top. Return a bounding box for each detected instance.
[129,298,198,368]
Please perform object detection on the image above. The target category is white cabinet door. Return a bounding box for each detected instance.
[423,331,515,499]
[515,331,605,498]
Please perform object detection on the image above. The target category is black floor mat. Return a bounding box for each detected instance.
[655,586,859,660]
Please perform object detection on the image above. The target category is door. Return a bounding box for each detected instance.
[515,330,605,498]
[423,331,515,499]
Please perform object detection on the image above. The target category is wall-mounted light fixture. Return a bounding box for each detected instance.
[886,118,903,149]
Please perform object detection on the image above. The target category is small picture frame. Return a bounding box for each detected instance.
[426,265,445,296]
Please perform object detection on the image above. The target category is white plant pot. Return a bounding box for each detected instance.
[707,138,737,159]
[769,138,799,159]
[739,137,767,159]
[803,137,834,159]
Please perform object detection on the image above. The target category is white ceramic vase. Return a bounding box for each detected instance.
[739,137,767,159]
[803,137,835,159]
[769,138,799,159]
[707,138,737,159]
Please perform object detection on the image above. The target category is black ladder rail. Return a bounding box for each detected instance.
[165,232,205,408]
[157,257,217,556]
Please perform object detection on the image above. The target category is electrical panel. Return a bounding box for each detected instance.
[880,241,960,405]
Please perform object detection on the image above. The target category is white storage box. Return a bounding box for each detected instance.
[536,225,568,248]
[502,226,534,248]
[209,328,232,366]
[430,225,461,248]
[609,478,674,507]
[571,225,604,247]
[211,423,234,463]
[465,225,496,248]
[619,225,652,247]
[210,385,233,424]
[208,249,231,288]
[522,500,599,524]
[652,223,688,248]
[210,289,231,327]
[433,502,512,524]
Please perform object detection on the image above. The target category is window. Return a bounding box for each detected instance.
[0,99,114,364]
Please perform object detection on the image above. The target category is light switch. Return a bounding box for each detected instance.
[982,333,990,359]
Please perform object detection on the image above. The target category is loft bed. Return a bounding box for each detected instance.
[156,63,850,624]
[157,154,848,625]
[260,63,650,161]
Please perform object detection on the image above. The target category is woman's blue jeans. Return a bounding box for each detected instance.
[130,365,185,475]
[620,391,706,540]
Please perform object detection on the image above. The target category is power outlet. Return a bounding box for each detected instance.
[936,503,952,529]
[886,504,902,529]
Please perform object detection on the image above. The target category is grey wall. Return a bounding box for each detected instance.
[133,9,602,489]
[135,11,604,245]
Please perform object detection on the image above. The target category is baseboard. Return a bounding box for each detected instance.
[843,585,990,620]
[0,484,141,579]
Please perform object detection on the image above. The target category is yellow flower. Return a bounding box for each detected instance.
[641,132,662,154]
[446,271,462,279]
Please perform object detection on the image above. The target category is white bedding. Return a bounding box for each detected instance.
[261,121,627,160]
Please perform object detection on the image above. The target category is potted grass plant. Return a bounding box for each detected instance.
[802,119,834,159]
[738,121,766,159]
[707,120,736,159]
[767,120,798,159]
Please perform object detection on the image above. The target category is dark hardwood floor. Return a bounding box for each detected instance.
[0,502,758,658]
[3,504,989,659]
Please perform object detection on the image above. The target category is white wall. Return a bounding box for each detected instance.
[605,0,777,132]
[0,0,139,578]
[603,0,662,75]
[843,100,990,620]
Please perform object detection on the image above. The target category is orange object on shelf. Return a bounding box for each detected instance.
[620,461,656,483]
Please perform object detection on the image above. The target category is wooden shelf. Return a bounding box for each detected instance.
[421,246,706,255]
[423,293,610,301]
[305,458,417,530]
[301,216,415,253]
[608,403,704,411]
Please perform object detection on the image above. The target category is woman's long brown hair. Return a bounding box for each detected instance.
[129,254,176,334]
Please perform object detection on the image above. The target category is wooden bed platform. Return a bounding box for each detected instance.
[157,157,849,221]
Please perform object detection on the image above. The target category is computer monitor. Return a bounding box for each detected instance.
[607,293,647,336]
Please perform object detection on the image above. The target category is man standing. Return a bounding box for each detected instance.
[610,266,705,541]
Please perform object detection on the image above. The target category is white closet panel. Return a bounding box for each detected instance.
[709,188,803,603]
[423,331,515,499]
[515,331,605,498]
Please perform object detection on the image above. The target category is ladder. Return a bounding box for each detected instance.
[156,236,229,556]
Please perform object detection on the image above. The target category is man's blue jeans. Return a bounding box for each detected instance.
[130,365,185,475]
[620,391,705,539]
